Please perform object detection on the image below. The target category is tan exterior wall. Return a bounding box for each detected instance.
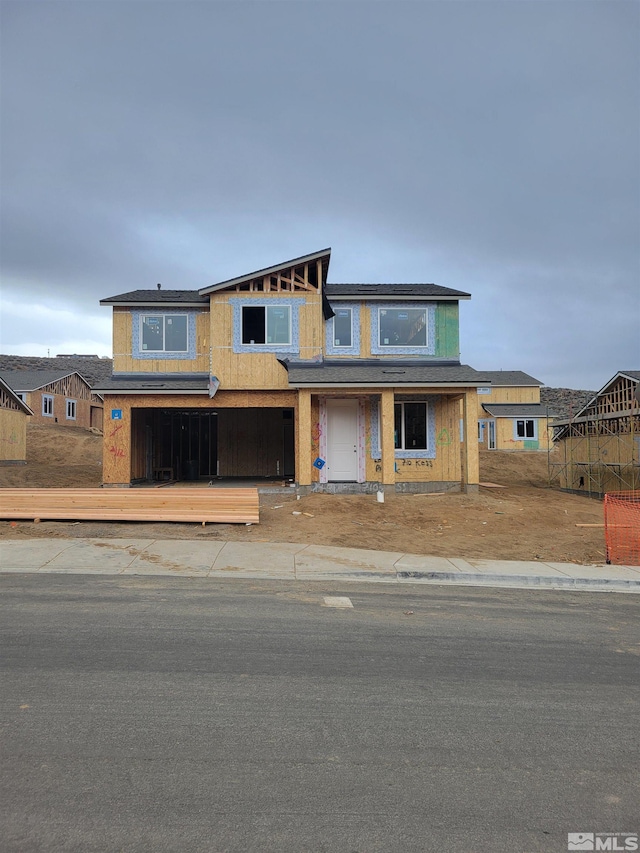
[476,384,540,418]
[208,291,323,390]
[23,391,93,429]
[555,433,640,494]
[484,416,552,452]
[0,408,28,463]
[112,308,210,374]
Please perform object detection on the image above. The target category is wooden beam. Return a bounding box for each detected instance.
[380,389,396,486]
[296,389,312,485]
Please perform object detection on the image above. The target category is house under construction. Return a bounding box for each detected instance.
[550,370,640,497]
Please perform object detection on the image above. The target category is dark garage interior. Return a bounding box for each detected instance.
[131,407,295,482]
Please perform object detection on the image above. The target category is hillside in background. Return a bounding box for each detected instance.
[0,354,596,420]
[540,387,595,421]
[0,354,113,386]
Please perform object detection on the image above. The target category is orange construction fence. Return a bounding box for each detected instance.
[604,491,640,566]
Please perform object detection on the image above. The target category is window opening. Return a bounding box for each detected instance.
[394,402,428,449]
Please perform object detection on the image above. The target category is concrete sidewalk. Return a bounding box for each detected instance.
[1,537,639,592]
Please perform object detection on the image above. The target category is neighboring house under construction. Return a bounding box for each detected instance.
[550,370,640,497]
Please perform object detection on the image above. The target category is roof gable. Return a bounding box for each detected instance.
[0,377,33,414]
[199,248,331,295]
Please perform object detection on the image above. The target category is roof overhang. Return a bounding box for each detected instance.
[327,294,469,301]
[99,301,208,308]
[289,381,482,389]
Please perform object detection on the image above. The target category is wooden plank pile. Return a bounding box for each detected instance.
[0,488,260,525]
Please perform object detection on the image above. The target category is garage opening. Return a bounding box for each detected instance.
[131,408,295,482]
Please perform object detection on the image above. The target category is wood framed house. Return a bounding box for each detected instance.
[551,370,640,496]
[0,370,104,431]
[96,248,489,492]
[0,376,33,465]
[474,371,553,451]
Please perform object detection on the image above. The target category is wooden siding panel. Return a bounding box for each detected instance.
[435,302,460,359]
[112,309,210,374]
[0,409,28,463]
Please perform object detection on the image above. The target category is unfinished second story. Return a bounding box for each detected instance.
[100,248,470,391]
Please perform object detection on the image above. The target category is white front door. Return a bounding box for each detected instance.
[326,399,359,481]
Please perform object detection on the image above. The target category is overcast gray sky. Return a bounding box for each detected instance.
[1,0,638,390]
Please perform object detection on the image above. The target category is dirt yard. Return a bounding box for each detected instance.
[0,423,607,564]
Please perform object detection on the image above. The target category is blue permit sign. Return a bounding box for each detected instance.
[111,409,123,420]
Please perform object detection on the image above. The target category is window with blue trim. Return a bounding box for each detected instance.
[381,309,427,348]
[333,308,352,348]
[242,305,291,345]
[141,314,188,352]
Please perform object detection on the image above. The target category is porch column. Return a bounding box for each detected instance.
[380,389,396,487]
[296,388,312,486]
[102,398,132,486]
[462,388,479,493]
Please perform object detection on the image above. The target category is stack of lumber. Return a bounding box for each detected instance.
[0,488,260,525]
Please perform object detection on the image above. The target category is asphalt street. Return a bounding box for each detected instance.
[1,574,639,853]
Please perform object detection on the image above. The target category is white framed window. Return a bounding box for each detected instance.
[66,399,77,420]
[15,392,26,402]
[42,395,54,417]
[333,308,353,348]
[478,420,486,442]
[141,314,188,352]
[394,402,428,450]
[379,308,427,348]
[242,305,291,345]
[514,419,537,440]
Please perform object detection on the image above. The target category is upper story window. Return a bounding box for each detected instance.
[132,310,197,360]
[42,395,53,416]
[242,305,291,345]
[325,303,360,356]
[380,308,427,348]
[333,308,352,348]
[231,297,302,354]
[141,314,188,352]
[370,304,436,356]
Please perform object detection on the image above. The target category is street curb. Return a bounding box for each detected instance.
[396,570,640,592]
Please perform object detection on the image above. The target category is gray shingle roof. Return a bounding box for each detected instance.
[282,359,489,386]
[0,369,91,392]
[476,371,543,386]
[94,374,210,394]
[100,290,208,305]
[481,403,555,418]
[325,283,470,299]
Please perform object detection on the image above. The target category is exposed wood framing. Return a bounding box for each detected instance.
[1,388,24,412]
[234,262,318,293]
